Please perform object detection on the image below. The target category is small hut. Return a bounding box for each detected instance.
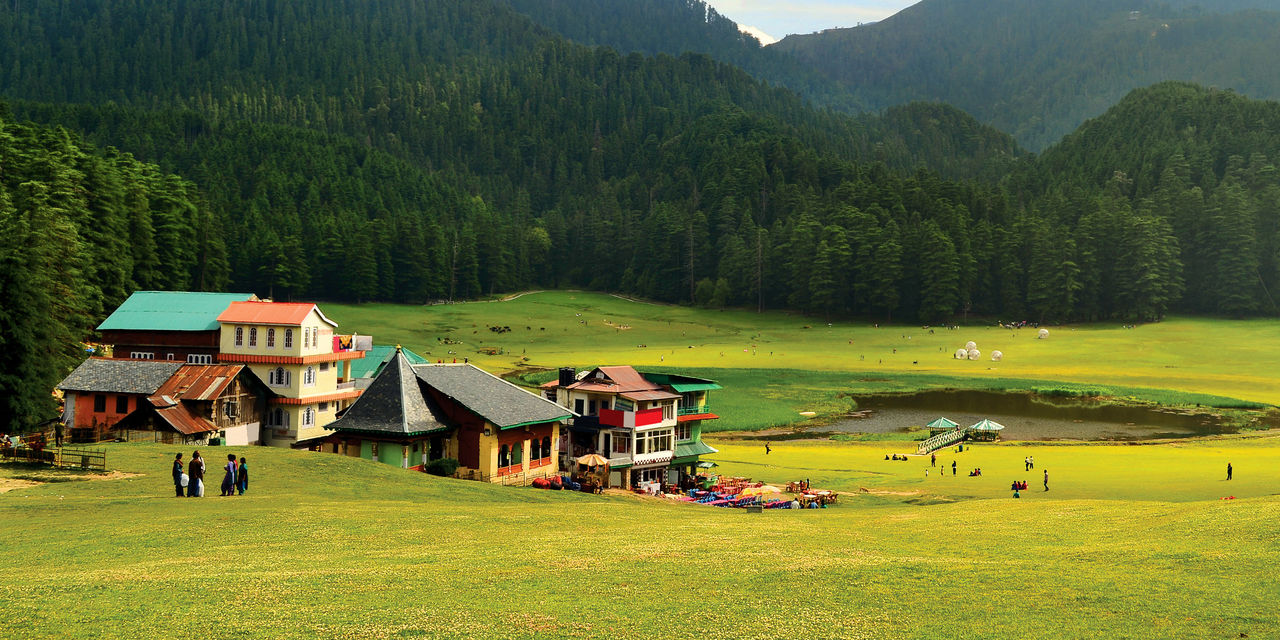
[967,419,1005,441]
[926,417,959,435]
[967,348,981,360]
[991,350,1003,362]
[965,341,977,351]
[954,348,969,359]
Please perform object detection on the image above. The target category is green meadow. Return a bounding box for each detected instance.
[3,440,1279,639]
[325,291,1280,432]
[7,291,1280,638]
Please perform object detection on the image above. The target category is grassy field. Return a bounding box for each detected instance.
[2,439,1279,639]
[324,291,1279,431]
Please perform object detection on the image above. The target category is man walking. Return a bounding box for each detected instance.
[1227,462,1232,480]
[952,460,957,476]
[931,453,936,467]
[765,442,772,455]
[1043,469,1049,492]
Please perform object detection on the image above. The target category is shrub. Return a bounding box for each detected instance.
[422,457,460,477]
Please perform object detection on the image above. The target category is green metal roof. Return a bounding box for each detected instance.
[97,291,257,332]
[926,417,959,430]
[968,419,1006,431]
[669,382,722,393]
[348,345,429,380]
[675,440,718,459]
[639,372,721,392]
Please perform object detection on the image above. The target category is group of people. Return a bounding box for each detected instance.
[1023,456,1035,471]
[172,451,248,497]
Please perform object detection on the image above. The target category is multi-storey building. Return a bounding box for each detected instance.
[543,366,720,489]
[95,291,258,363]
[215,301,366,447]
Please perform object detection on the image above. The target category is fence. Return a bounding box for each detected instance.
[0,445,106,471]
[450,466,560,486]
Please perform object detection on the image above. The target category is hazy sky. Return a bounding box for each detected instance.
[705,1,918,44]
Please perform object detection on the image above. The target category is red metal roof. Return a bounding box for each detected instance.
[217,301,337,327]
[152,405,218,435]
[620,390,680,402]
[566,366,663,394]
[152,364,244,402]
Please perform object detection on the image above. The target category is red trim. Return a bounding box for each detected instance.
[219,351,366,365]
[678,413,719,422]
[636,407,663,426]
[529,456,553,469]
[270,389,362,405]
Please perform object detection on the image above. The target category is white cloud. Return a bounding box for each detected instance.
[738,24,779,45]
[707,1,915,38]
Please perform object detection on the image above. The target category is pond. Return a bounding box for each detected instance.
[823,390,1244,441]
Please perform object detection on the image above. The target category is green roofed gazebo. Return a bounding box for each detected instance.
[967,419,1005,441]
[926,417,959,434]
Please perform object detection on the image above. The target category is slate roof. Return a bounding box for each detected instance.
[332,349,449,436]
[58,359,183,394]
[412,364,573,429]
[96,291,257,332]
[217,301,337,327]
[348,345,429,380]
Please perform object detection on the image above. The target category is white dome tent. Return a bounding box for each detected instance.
[967,348,981,360]
[955,348,969,359]
[991,350,1003,362]
[965,341,977,350]
[1038,328,1049,339]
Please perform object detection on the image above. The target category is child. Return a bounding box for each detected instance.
[237,457,249,495]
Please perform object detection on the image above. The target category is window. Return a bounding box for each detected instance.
[115,395,129,414]
[499,444,510,468]
[93,394,106,413]
[267,408,289,428]
[269,367,290,387]
[635,429,673,455]
[225,401,238,419]
[319,362,329,372]
[166,353,175,361]
[510,441,523,466]
[302,407,315,427]
[530,438,541,461]
[676,424,692,441]
[284,329,293,348]
[303,366,316,386]
[130,352,154,360]
[612,432,630,454]
[661,401,674,421]
[267,328,276,348]
[187,354,213,365]
[319,402,329,412]
[574,399,585,415]
[235,326,244,347]
[249,327,258,347]
[542,436,551,459]
[312,329,318,348]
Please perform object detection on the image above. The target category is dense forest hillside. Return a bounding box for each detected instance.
[775,0,1280,150]
[0,112,227,429]
[3,1,1280,431]
[499,0,864,112]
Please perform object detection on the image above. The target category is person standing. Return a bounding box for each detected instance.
[1227,462,1232,480]
[172,453,184,497]
[221,454,237,496]
[952,460,957,476]
[931,453,936,467]
[187,451,205,497]
[1043,469,1049,492]
[54,421,64,448]
[237,457,249,495]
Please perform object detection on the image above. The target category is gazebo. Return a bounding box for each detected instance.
[967,419,1006,441]
[926,417,959,435]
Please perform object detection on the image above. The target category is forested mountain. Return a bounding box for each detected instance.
[0,112,227,429]
[775,0,1280,150]
[499,0,864,112]
[2,1,1280,432]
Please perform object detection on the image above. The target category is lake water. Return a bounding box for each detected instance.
[823,390,1238,441]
